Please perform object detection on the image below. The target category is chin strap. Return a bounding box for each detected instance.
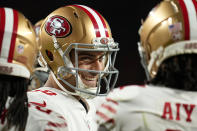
[51,71,96,99]
[51,71,77,96]
[77,76,97,99]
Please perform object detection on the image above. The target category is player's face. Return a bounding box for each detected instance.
[70,50,105,87]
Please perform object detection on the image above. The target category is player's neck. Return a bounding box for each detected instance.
[44,74,54,87]
[44,74,71,91]
[44,74,90,112]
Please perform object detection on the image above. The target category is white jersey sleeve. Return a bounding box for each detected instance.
[94,87,125,131]
[0,96,68,131]
[27,87,97,131]
[26,102,68,131]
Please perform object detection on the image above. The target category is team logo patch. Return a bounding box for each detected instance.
[45,16,72,37]
[17,45,24,54]
[100,38,109,44]
[168,22,182,41]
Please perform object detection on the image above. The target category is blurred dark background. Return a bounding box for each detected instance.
[0,0,161,87]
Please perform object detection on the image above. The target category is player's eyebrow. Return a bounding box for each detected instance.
[78,52,106,57]
[78,52,94,56]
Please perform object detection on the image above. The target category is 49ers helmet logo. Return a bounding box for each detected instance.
[45,16,72,37]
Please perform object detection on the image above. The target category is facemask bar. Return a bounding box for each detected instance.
[58,67,118,95]
[57,42,119,96]
[137,42,151,80]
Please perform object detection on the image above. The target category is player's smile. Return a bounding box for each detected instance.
[79,73,98,87]
[70,50,105,88]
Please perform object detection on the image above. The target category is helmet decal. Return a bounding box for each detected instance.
[73,5,109,37]
[0,8,18,63]
[45,15,72,37]
[100,38,109,44]
[168,22,182,41]
[17,44,24,54]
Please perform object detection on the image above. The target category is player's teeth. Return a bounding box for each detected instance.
[84,77,96,80]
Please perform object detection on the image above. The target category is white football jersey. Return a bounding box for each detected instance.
[27,87,97,131]
[0,97,67,131]
[26,102,68,131]
[95,85,197,131]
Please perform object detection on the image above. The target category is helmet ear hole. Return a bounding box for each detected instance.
[26,20,33,30]
[45,50,54,61]
[73,12,79,19]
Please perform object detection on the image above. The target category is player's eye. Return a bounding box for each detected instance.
[78,55,93,64]
[99,55,105,62]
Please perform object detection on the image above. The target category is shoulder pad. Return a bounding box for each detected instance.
[107,85,146,101]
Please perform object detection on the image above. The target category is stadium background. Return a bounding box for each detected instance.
[0,0,161,87]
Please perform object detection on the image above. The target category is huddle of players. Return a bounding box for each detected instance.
[0,4,119,131]
[1,0,197,130]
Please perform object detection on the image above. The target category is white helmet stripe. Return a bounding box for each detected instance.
[79,5,106,37]
[0,8,14,62]
[183,0,197,39]
[74,5,108,37]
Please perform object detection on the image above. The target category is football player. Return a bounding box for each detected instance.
[27,4,119,131]
[0,7,37,131]
[95,0,197,130]
[0,8,68,131]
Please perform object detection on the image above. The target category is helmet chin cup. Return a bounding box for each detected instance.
[52,71,97,99]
